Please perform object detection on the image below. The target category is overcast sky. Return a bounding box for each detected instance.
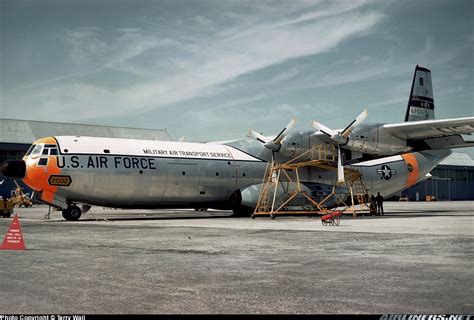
[1,0,473,154]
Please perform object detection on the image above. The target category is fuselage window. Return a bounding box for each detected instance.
[38,158,48,166]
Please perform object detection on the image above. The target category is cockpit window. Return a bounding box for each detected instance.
[28,143,59,157]
[30,144,43,156]
[25,144,36,156]
[38,158,48,166]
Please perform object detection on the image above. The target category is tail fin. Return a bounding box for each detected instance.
[404,65,435,122]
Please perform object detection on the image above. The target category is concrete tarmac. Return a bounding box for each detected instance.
[0,201,472,314]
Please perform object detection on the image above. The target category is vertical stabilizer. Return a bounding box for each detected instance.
[404,65,435,122]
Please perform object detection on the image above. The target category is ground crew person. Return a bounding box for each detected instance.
[369,194,377,215]
[376,192,384,215]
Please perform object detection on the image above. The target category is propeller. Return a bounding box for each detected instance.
[248,118,296,151]
[337,146,344,184]
[311,108,368,145]
[311,109,368,184]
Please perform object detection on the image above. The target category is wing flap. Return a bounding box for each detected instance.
[383,117,474,140]
[408,134,474,151]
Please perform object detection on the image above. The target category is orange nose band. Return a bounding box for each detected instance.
[22,137,62,204]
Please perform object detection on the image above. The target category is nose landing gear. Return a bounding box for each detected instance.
[62,205,82,221]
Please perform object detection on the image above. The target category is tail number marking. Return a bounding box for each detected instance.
[409,107,427,115]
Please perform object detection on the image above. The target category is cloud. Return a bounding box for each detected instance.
[3,2,383,122]
[64,27,107,65]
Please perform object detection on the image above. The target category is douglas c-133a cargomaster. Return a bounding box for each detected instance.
[2,65,474,220]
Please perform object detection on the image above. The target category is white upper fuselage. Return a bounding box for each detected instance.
[55,136,261,162]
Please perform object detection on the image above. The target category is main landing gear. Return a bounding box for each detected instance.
[232,205,254,217]
[62,204,82,221]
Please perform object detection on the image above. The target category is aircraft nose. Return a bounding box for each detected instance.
[1,160,26,179]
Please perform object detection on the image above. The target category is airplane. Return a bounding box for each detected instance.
[1,65,473,220]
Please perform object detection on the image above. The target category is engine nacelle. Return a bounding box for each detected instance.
[344,124,410,156]
[277,131,336,159]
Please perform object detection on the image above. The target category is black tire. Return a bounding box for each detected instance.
[232,205,254,217]
[62,205,82,221]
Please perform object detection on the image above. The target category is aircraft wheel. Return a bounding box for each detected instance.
[232,205,254,217]
[62,205,82,221]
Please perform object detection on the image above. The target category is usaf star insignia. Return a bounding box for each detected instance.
[376,165,396,180]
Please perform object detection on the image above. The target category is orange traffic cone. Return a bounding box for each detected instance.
[1,215,26,250]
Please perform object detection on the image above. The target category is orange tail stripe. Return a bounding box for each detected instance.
[401,153,419,188]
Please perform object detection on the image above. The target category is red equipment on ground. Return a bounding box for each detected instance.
[1,215,26,250]
[321,210,342,226]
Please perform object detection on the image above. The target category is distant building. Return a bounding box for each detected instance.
[401,152,474,201]
[0,118,171,198]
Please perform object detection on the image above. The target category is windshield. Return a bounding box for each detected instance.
[25,144,36,156]
[30,144,43,157]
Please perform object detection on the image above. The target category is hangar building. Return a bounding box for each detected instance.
[402,152,474,201]
[0,118,171,198]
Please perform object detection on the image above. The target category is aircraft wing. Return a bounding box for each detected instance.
[383,116,474,150]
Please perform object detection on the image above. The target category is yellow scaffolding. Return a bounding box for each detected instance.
[252,144,369,219]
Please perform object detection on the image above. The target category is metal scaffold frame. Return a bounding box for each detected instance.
[252,144,370,219]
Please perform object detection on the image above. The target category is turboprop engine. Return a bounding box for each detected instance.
[342,124,410,155]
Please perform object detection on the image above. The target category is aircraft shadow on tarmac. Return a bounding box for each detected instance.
[44,210,473,222]
[49,213,238,222]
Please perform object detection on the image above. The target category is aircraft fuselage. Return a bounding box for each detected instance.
[15,135,450,214]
